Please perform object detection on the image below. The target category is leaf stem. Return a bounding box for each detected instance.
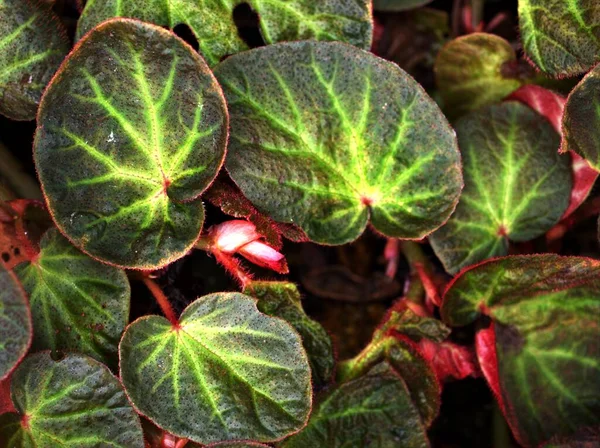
[142,276,179,327]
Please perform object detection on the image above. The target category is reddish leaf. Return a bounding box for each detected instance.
[0,377,16,415]
[475,324,507,417]
[417,339,479,382]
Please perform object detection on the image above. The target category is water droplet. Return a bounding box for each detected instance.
[107,131,116,143]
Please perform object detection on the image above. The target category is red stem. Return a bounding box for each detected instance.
[142,277,179,327]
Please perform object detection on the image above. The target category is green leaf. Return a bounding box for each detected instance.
[14,228,129,368]
[519,0,600,77]
[442,255,600,447]
[373,0,433,11]
[562,63,600,171]
[281,362,430,448]
[208,443,271,448]
[243,281,334,388]
[0,352,144,447]
[0,265,31,380]
[76,0,372,67]
[214,41,462,245]
[0,0,69,120]
[34,19,228,269]
[430,102,572,274]
[119,292,312,444]
[435,33,525,119]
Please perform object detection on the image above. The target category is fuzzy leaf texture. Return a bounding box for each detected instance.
[34,19,228,269]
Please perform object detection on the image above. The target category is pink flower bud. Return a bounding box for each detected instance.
[211,220,260,253]
[238,240,287,273]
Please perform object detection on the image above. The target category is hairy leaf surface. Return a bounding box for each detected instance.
[0,265,31,380]
[0,352,144,447]
[0,0,69,120]
[76,0,372,66]
[373,0,433,11]
[34,19,228,269]
[442,255,600,447]
[519,0,600,76]
[14,228,129,367]
[430,102,572,274]
[215,41,462,245]
[120,292,312,444]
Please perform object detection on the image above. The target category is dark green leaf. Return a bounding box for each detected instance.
[14,228,129,367]
[214,41,462,245]
[0,265,31,380]
[443,255,600,447]
[430,102,572,274]
[34,19,228,269]
[76,0,372,66]
[0,0,69,120]
[373,0,433,12]
[0,352,144,447]
[119,292,312,444]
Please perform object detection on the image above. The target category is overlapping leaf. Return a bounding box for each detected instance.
[519,0,600,76]
[34,19,228,269]
[442,255,600,447]
[0,352,144,447]
[0,0,69,120]
[373,0,433,12]
[562,63,600,172]
[214,41,462,245]
[119,292,312,444]
[14,228,129,367]
[76,0,372,66]
[435,33,525,118]
[282,362,430,448]
[430,102,572,274]
[0,264,31,380]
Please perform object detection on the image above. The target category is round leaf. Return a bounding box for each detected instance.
[562,63,600,172]
[34,19,228,269]
[119,292,312,444]
[76,0,372,66]
[0,352,144,447]
[14,228,129,367]
[430,102,572,274]
[214,41,462,245]
[519,0,600,77]
[442,255,600,447]
[0,0,69,120]
[0,265,31,380]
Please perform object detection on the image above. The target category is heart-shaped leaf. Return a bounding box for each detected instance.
[34,19,228,269]
[442,255,600,447]
[373,0,434,11]
[0,0,69,120]
[519,0,600,77]
[119,292,312,444]
[562,63,600,172]
[76,0,372,67]
[0,352,144,447]
[435,33,525,118]
[214,41,462,245]
[14,228,129,368]
[244,281,334,389]
[430,102,572,274]
[0,265,31,381]
[282,362,430,448]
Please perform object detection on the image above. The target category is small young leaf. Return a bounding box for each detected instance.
[14,228,129,367]
[442,255,600,447]
[76,0,372,66]
[214,41,462,245]
[281,362,430,448]
[0,265,31,381]
[519,0,600,77]
[562,63,600,172]
[435,33,525,118]
[430,102,572,274]
[0,0,69,120]
[119,292,312,444]
[373,0,434,12]
[0,352,144,447]
[244,281,335,388]
[34,19,228,269]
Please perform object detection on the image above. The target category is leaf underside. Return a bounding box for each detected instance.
[119,292,312,444]
[0,352,144,447]
[214,41,462,245]
[14,228,130,367]
[76,0,372,66]
[34,19,228,269]
[430,101,572,274]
